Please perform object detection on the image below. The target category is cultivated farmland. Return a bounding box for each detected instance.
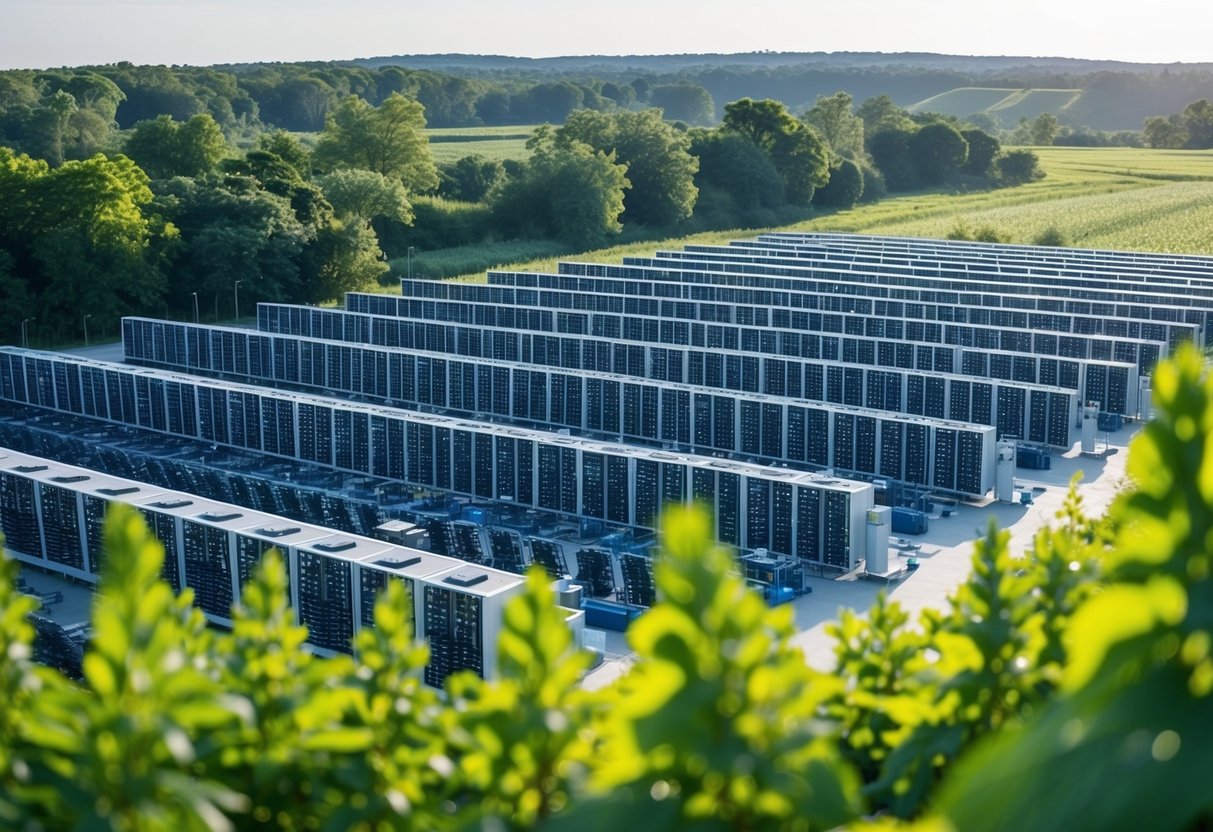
[909,87,1082,122]
[424,124,536,164]
[447,146,1213,281]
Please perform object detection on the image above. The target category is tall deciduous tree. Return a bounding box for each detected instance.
[438,155,505,203]
[857,94,914,136]
[648,83,715,126]
[490,126,629,246]
[317,169,413,226]
[960,128,1001,177]
[1181,98,1213,148]
[804,91,865,160]
[908,122,969,184]
[312,93,438,193]
[124,113,228,178]
[557,109,698,227]
[0,148,164,340]
[688,129,785,227]
[722,98,830,205]
[1030,113,1060,146]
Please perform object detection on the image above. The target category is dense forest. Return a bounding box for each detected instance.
[1,343,1211,830]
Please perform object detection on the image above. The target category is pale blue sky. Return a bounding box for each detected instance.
[0,0,1207,69]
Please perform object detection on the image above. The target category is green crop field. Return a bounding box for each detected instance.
[909,87,1082,122]
[423,124,538,164]
[427,138,532,164]
[437,146,1213,282]
[987,89,1082,121]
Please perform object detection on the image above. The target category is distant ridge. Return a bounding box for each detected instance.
[339,51,1213,74]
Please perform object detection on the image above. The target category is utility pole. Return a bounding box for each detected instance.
[407,246,414,281]
[83,314,92,347]
[234,280,244,320]
[191,292,199,323]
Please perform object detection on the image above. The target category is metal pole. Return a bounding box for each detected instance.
[20,318,32,348]
[191,292,199,323]
[407,246,414,281]
[83,314,92,347]
[234,280,243,320]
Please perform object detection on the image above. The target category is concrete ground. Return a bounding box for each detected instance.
[584,422,1137,687]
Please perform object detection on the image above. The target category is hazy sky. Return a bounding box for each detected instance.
[0,0,1208,69]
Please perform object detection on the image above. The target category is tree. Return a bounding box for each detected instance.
[1030,112,1060,146]
[813,158,865,208]
[0,148,164,340]
[312,93,438,192]
[804,91,865,160]
[857,94,914,136]
[996,149,1043,184]
[648,83,715,126]
[723,98,830,205]
[1142,115,1188,149]
[1181,98,1213,148]
[124,113,228,179]
[960,128,1001,177]
[909,122,969,184]
[688,129,785,226]
[317,169,413,226]
[868,127,919,191]
[438,154,506,203]
[557,109,698,226]
[24,89,77,166]
[490,127,629,246]
[255,130,311,179]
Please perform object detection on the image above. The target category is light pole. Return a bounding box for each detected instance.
[234,280,244,320]
[191,292,199,324]
[20,318,33,349]
[407,246,414,281]
[83,314,92,347]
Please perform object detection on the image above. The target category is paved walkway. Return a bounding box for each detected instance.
[585,423,1136,687]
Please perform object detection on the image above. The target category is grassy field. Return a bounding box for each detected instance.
[427,139,532,165]
[908,87,1082,122]
[423,124,537,164]
[430,146,1213,282]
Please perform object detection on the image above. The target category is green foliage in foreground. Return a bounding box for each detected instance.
[2,345,1213,829]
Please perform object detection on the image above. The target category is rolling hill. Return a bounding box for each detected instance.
[909,87,1083,125]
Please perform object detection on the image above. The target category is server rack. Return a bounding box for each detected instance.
[639,245,1213,338]
[0,447,527,686]
[344,289,1164,377]
[251,304,1093,427]
[123,319,998,495]
[756,232,1213,287]
[0,349,873,566]
[386,276,1195,356]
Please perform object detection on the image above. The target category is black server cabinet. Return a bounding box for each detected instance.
[932,429,957,491]
[0,471,41,557]
[297,548,354,655]
[139,508,184,592]
[821,492,851,569]
[40,483,83,571]
[423,584,484,689]
[796,487,820,563]
[182,519,234,619]
[956,432,985,496]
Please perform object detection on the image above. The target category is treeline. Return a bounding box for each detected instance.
[0,63,715,139]
[1,86,1040,345]
[2,55,1211,145]
[1142,98,1213,149]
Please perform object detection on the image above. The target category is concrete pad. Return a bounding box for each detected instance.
[583,422,1138,687]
